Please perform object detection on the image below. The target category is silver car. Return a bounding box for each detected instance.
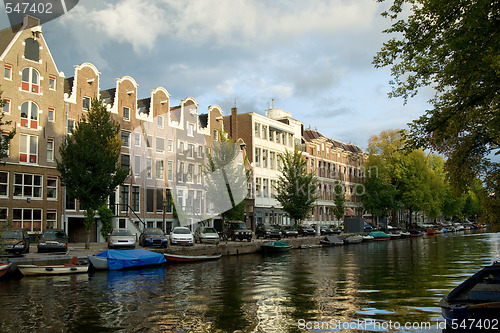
[169,227,194,246]
[108,229,136,249]
[194,226,220,244]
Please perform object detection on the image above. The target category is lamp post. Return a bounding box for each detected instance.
[271,205,275,225]
[162,199,168,234]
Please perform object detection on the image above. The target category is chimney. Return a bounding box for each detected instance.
[231,107,238,138]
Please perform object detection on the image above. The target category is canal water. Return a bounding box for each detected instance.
[1,231,499,332]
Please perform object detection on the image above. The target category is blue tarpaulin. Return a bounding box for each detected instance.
[94,249,166,270]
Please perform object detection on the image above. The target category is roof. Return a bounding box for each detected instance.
[137,97,150,115]
[0,23,23,58]
[303,129,364,154]
[100,88,116,106]
[64,77,74,95]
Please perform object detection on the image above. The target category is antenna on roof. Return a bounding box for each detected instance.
[234,98,237,108]
[272,98,275,109]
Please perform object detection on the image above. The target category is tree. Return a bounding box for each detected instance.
[274,149,318,226]
[57,99,128,249]
[98,205,114,240]
[331,181,346,222]
[0,91,15,163]
[373,0,499,222]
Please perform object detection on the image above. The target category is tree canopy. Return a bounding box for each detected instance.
[274,149,318,225]
[374,0,499,222]
[57,99,128,248]
[332,181,346,222]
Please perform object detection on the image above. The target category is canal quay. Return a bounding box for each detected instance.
[1,230,499,333]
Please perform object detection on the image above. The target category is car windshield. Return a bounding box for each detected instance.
[112,229,133,236]
[283,226,294,230]
[264,225,274,229]
[2,231,22,239]
[145,229,164,236]
[43,230,66,238]
[201,227,217,234]
[173,228,190,234]
[231,223,247,230]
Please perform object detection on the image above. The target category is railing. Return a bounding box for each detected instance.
[109,203,146,232]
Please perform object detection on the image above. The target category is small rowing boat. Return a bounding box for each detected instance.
[89,249,166,270]
[164,253,222,263]
[18,264,88,276]
[320,236,343,246]
[261,240,292,253]
[0,262,12,278]
[344,235,363,244]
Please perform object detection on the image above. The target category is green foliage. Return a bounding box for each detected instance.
[0,91,15,163]
[98,205,114,239]
[374,0,499,222]
[57,99,128,248]
[332,181,346,221]
[274,149,318,225]
[361,155,396,220]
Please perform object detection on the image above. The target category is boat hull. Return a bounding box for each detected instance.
[261,241,292,253]
[18,264,88,276]
[344,236,363,244]
[90,249,166,270]
[0,262,12,278]
[164,253,222,263]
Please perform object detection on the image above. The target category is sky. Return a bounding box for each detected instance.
[0,0,434,150]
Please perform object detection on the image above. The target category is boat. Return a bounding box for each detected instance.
[362,235,374,242]
[299,244,322,249]
[0,262,12,278]
[320,236,343,246]
[439,262,500,331]
[399,231,411,238]
[261,240,292,253]
[426,229,437,235]
[368,231,390,241]
[89,249,166,270]
[344,235,363,244]
[389,231,402,239]
[409,229,423,237]
[17,264,88,276]
[163,253,222,263]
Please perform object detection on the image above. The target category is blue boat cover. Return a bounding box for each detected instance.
[94,249,166,270]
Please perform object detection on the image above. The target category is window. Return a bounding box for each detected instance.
[262,149,268,168]
[4,65,12,80]
[156,188,163,213]
[13,208,42,232]
[197,145,203,158]
[269,129,274,142]
[188,123,194,136]
[21,67,40,93]
[134,133,141,147]
[276,132,281,144]
[147,188,154,212]
[156,137,164,153]
[121,131,131,148]
[82,97,91,111]
[48,107,55,122]
[187,144,194,158]
[213,130,218,141]
[13,173,42,198]
[2,99,10,113]
[134,156,141,176]
[120,185,129,212]
[270,152,275,170]
[67,119,75,134]
[20,101,38,129]
[47,138,54,162]
[66,193,76,210]
[46,210,57,229]
[123,106,130,121]
[178,141,184,154]
[19,135,38,164]
[0,208,8,221]
[197,165,202,184]
[167,140,173,152]
[1,133,10,157]
[156,160,164,179]
[283,133,287,146]
[167,161,173,181]
[147,158,152,179]
[187,164,194,183]
[262,125,268,140]
[47,177,57,199]
[255,123,260,138]
[49,76,56,90]
[177,161,184,182]
[255,148,261,167]
[24,38,40,62]
[0,172,8,196]
[157,116,164,129]
[263,179,269,197]
[255,178,261,197]
[271,179,277,197]
[132,186,140,212]
[121,154,130,173]
[147,135,153,148]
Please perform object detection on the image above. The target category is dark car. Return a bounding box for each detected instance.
[329,225,342,234]
[2,228,30,255]
[37,229,68,253]
[298,225,316,237]
[224,221,252,241]
[319,225,334,235]
[364,224,374,232]
[279,225,298,238]
[255,224,282,239]
[139,228,168,247]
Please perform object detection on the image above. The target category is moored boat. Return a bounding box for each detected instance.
[368,231,390,241]
[163,253,222,263]
[344,235,363,244]
[261,240,292,253]
[439,262,500,331]
[409,229,423,237]
[426,229,437,235]
[389,231,402,239]
[362,235,374,242]
[399,231,411,238]
[0,262,12,278]
[89,249,166,270]
[320,236,343,246]
[17,264,89,276]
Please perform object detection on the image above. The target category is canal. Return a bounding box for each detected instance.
[1,231,499,332]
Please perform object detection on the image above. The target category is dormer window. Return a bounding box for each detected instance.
[24,38,39,62]
[21,67,40,93]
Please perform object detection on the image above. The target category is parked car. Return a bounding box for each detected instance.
[255,224,282,239]
[224,221,252,241]
[329,225,342,234]
[108,228,136,249]
[170,227,194,246]
[364,224,374,232]
[279,225,299,238]
[2,228,30,254]
[139,228,168,247]
[194,226,220,244]
[37,229,68,253]
[319,225,334,235]
[297,225,316,237]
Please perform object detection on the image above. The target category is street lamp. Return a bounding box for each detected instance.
[162,199,168,234]
[271,205,275,225]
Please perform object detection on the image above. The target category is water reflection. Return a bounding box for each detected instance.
[0,231,498,332]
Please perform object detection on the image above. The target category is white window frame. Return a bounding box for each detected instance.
[2,99,11,114]
[21,67,40,93]
[19,134,38,164]
[46,176,58,200]
[134,155,141,177]
[82,96,91,111]
[167,161,173,181]
[47,107,55,122]
[48,75,56,90]
[156,160,164,179]
[13,173,43,199]
[157,115,164,129]
[0,171,9,197]
[4,65,12,80]
[156,137,165,154]
[147,158,152,179]
[187,122,194,137]
[168,140,173,152]
[123,106,130,121]
[47,138,54,162]
[121,130,131,148]
[134,133,141,147]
